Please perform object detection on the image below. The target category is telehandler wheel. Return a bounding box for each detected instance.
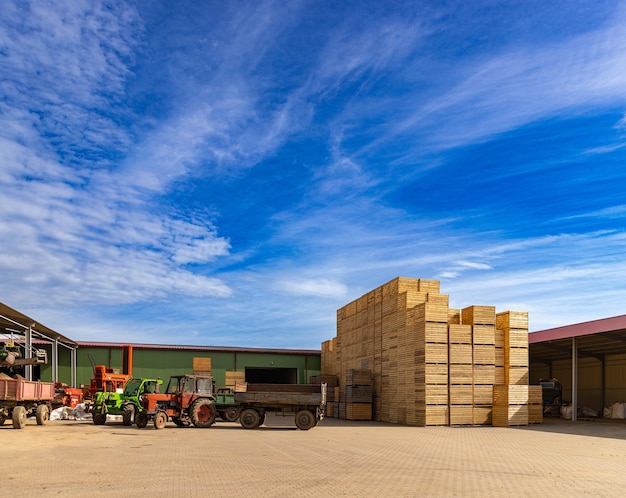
[295,409,315,431]
[190,399,216,428]
[221,407,239,422]
[153,411,167,430]
[12,405,26,429]
[135,411,149,429]
[240,408,260,429]
[36,404,49,425]
[122,404,135,426]
[92,412,107,425]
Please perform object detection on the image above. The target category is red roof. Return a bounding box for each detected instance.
[529,314,626,344]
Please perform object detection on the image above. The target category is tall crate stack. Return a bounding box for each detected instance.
[344,369,373,420]
[412,290,450,426]
[448,323,474,425]
[492,311,531,426]
[463,306,496,426]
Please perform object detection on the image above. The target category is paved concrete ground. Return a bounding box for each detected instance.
[3,414,626,497]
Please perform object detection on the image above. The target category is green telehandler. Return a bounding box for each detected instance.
[92,377,162,426]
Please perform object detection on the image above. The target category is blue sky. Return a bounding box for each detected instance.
[1,1,625,349]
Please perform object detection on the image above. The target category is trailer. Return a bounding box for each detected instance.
[234,383,326,430]
[0,376,55,429]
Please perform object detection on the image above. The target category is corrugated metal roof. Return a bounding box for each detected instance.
[0,301,77,347]
[77,341,321,355]
[529,314,626,343]
[529,314,626,364]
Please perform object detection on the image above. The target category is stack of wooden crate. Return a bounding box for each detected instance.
[224,371,245,390]
[528,385,543,424]
[412,301,450,426]
[321,276,537,428]
[465,306,497,426]
[193,357,212,376]
[492,311,531,426]
[448,323,474,425]
[343,369,373,420]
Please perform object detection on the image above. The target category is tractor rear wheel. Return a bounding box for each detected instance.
[190,399,215,428]
[295,409,315,431]
[135,411,149,429]
[36,404,49,425]
[92,412,107,425]
[239,408,260,429]
[12,406,26,429]
[153,411,167,430]
[122,404,135,426]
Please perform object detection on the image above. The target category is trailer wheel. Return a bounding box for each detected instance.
[122,404,135,426]
[295,410,315,431]
[153,411,167,430]
[12,406,26,429]
[221,407,239,422]
[92,412,107,425]
[36,404,49,425]
[190,399,216,428]
[135,411,149,429]
[240,408,260,429]
[0,414,5,426]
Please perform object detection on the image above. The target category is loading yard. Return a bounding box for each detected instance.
[3,415,626,496]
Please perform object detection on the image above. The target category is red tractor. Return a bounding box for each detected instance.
[136,374,216,430]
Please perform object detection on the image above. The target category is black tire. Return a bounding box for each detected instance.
[92,412,107,425]
[12,406,26,429]
[135,411,149,429]
[36,404,49,425]
[153,411,167,430]
[221,407,239,422]
[190,399,216,428]
[172,417,191,427]
[0,414,5,426]
[122,404,135,426]
[240,408,260,429]
[295,409,315,430]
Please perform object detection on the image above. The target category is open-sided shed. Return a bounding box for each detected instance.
[0,301,78,384]
[529,314,626,421]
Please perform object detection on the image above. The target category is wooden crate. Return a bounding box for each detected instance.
[449,343,473,365]
[492,404,528,427]
[473,344,495,365]
[504,328,529,349]
[414,385,449,405]
[193,357,212,374]
[473,385,493,405]
[496,311,528,330]
[529,385,543,404]
[346,403,372,420]
[448,308,461,325]
[414,404,449,426]
[449,385,473,405]
[448,324,472,344]
[224,371,245,387]
[505,348,529,368]
[413,301,449,324]
[472,325,496,345]
[462,305,496,326]
[449,405,473,425]
[414,363,449,385]
[449,364,473,384]
[493,385,529,405]
[473,364,495,385]
[473,406,492,425]
[528,404,543,424]
[414,321,449,344]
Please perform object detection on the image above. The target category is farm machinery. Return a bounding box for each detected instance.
[92,377,162,425]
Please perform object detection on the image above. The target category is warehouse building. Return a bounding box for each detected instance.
[1,301,321,389]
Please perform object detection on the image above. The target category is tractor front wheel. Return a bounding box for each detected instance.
[190,399,216,428]
[240,408,260,429]
[135,411,149,429]
[153,411,167,430]
[122,404,135,426]
[172,417,191,427]
[36,404,49,425]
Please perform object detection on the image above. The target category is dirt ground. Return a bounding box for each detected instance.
[3,414,626,497]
